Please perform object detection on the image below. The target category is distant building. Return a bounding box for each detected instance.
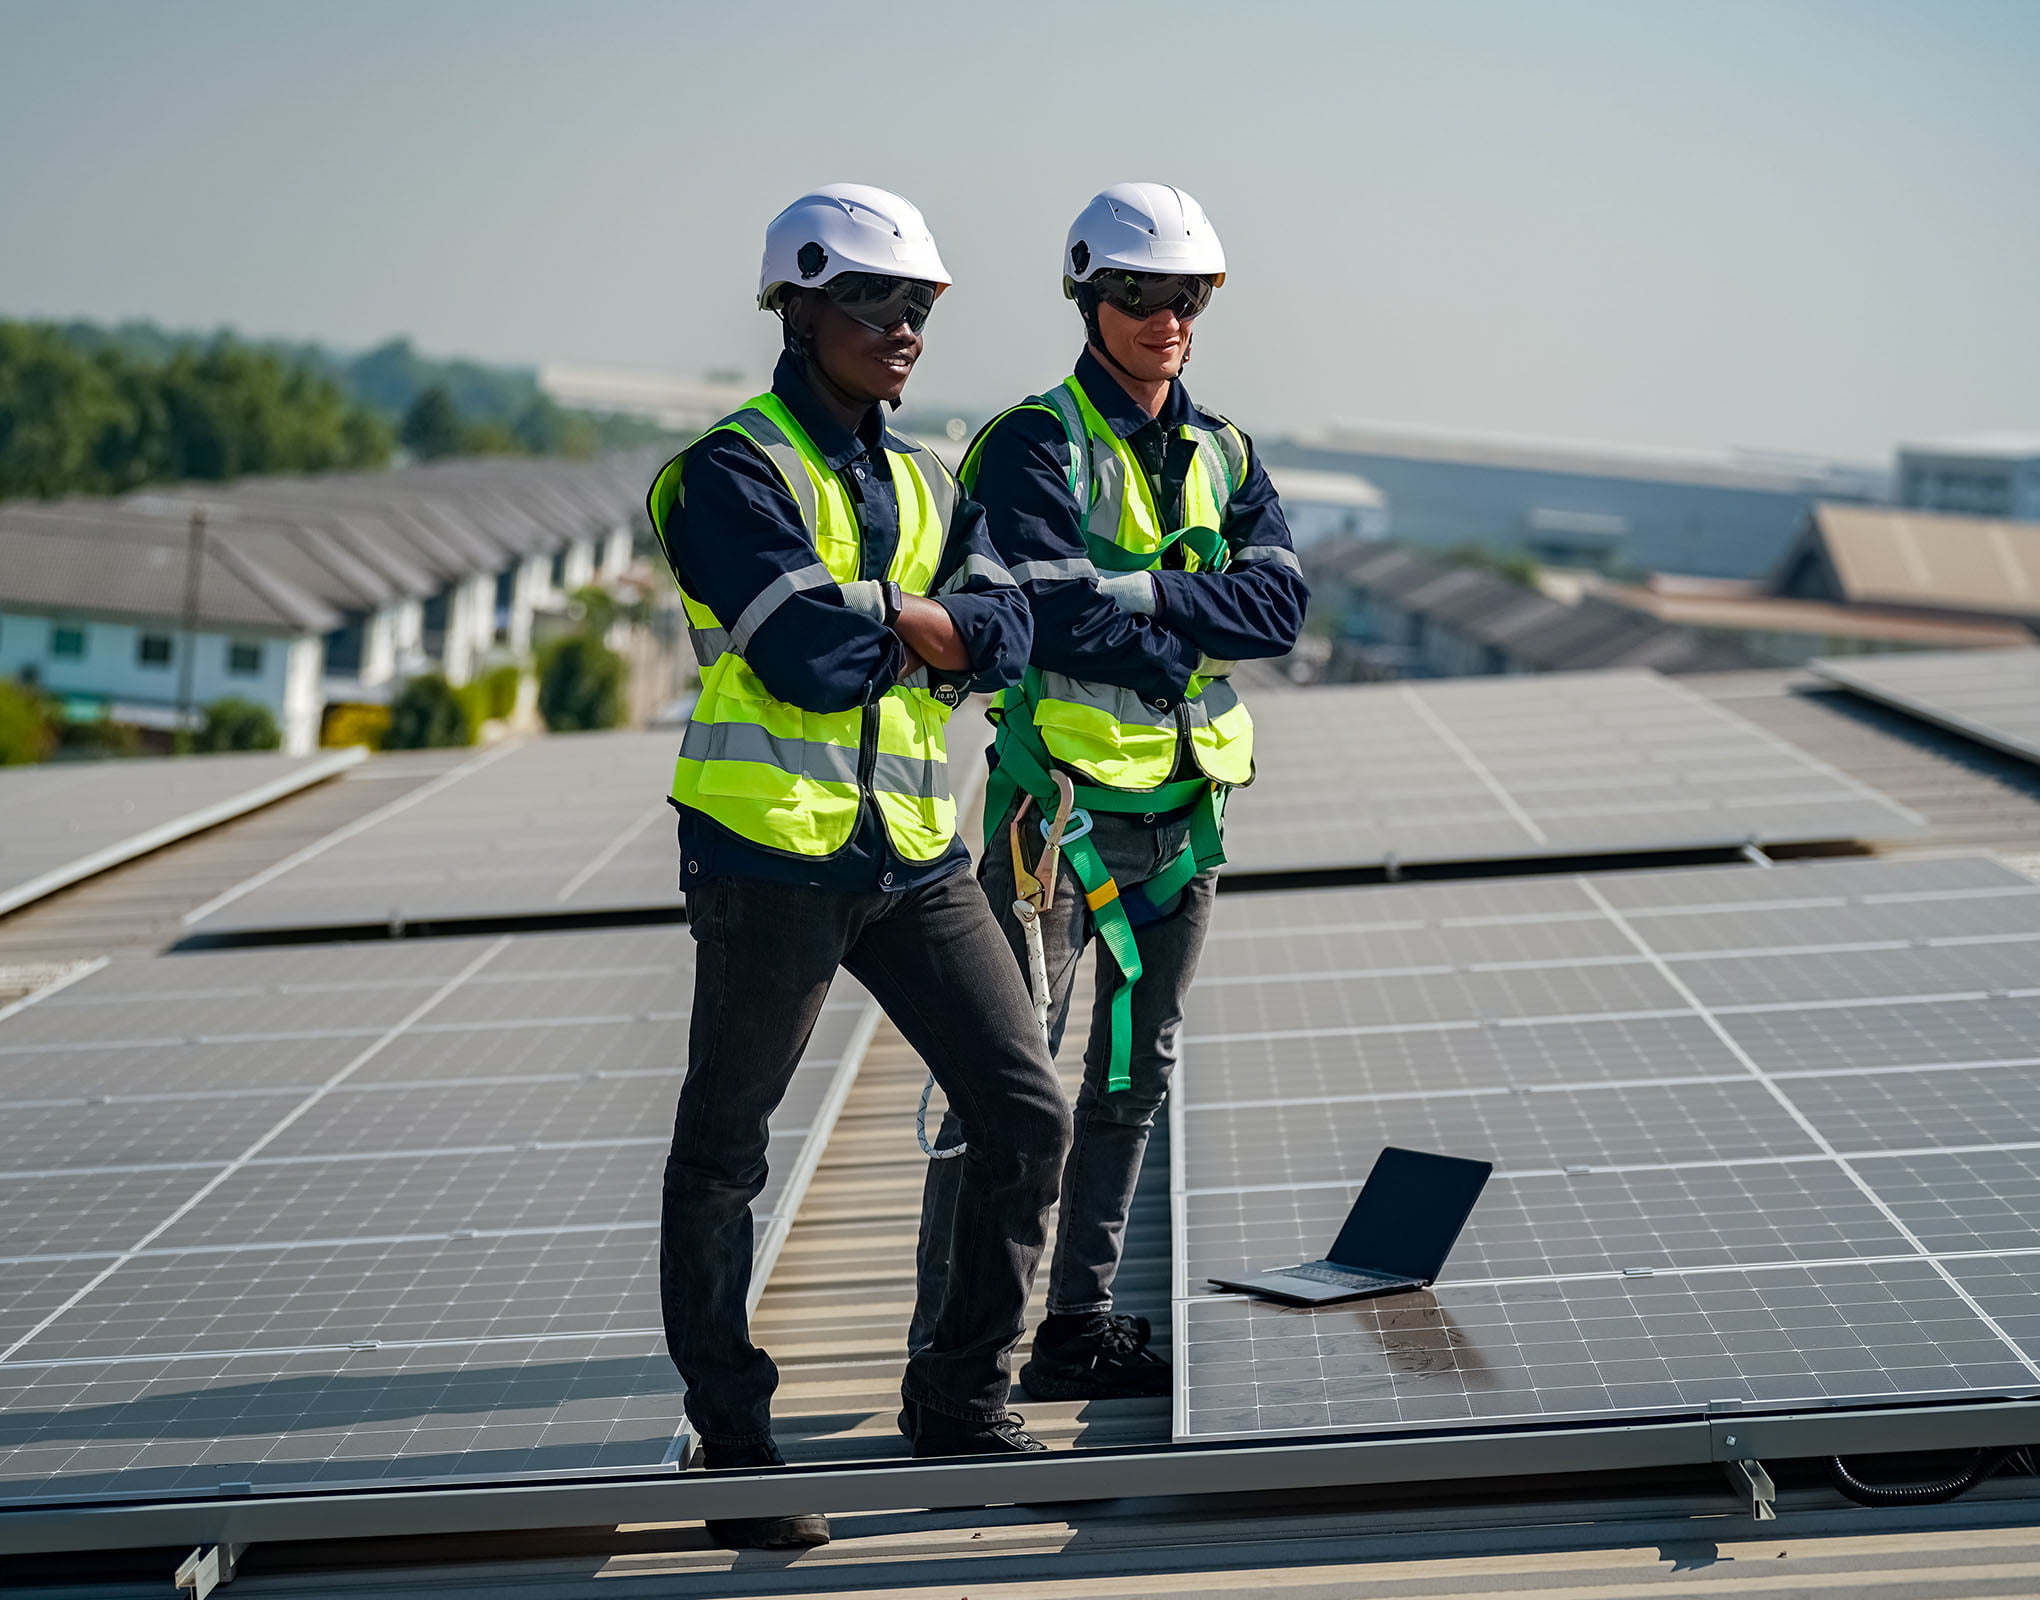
[540,364,750,433]
[1261,422,1887,580]
[1897,435,2040,521]
[1773,503,2040,633]
[1264,467,1388,544]
[1312,540,1753,681]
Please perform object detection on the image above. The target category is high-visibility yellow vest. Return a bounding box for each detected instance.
[647,392,960,862]
[966,375,1256,794]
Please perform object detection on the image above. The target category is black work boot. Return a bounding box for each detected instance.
[898,1397,1048,1458]
[1018,1312,1170,1400]
[697,1437,829,1551]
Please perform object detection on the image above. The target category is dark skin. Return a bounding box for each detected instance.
[784,288,967,675]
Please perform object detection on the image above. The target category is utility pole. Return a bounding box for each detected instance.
[176,504,206,748]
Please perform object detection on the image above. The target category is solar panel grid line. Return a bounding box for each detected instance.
[0,938,513,1367]
[1395,684,1549,846]
[1813,649,2040,767]
[0,750,368,919]
[1575,878,2040,1384]
[177,738,524,929]
[0,959,107,1028]
[551,800,671,905]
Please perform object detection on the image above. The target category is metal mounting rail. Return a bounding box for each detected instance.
[5,1398,2040,1557]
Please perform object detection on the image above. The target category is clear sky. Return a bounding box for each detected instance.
[2,0,2035,462]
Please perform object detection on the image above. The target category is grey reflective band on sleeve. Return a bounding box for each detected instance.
[939,552,1016,594]
[729,561,834,654]
[1230,545,1303,573]
[1012,556,1098,583]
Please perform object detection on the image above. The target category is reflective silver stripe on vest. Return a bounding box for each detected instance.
[1038,383,1091,510]
[688,624,731,667]
[1035,669,1240,730]
[919,451,958,531]
[1231,544,1301,573]
[940,552,1016,594]
[729,561,833,654]
[1012,556,1097,584]
[680,719,947,799]
[732,408,820,534]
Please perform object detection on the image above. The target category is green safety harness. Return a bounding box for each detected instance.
[974,383,1244,1093]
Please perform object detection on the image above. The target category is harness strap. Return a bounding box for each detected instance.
[984,694,1227,1092]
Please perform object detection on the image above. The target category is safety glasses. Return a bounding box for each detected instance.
[822,272,940,334]
[1089,270,1216,322]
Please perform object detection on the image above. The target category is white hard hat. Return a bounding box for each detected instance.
[758,184,951,310]
[1064,182,1226,286]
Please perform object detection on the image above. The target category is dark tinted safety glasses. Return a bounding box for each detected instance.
[823,273,939,333]
[1090,271,1216,321]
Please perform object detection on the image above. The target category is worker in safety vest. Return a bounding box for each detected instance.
[647,185,1071,1550]
[912,183,1307,1401]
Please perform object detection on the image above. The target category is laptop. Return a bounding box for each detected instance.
[1207,1146,1492,1306]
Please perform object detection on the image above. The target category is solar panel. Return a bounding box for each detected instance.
[0,748,364,918]
[0,928,875,1506]
[1814,648,2040,767]
[1173,853,2040,1446]
[184,706,996,939]
[1226,671,1924,875]
[181,731,681,938]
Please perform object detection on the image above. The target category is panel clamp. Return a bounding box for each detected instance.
[175,1543,246,1599]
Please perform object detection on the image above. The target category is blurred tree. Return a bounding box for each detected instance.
[382,673,472,748]
[0,679,54,765]
[537,635,625,732]
[192,696,281,752]
[400,385,466,462]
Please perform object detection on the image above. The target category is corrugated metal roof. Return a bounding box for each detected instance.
[1600,584,2036,648]
[1805,503,2040,620]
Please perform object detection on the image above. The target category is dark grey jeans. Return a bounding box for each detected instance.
[661,868,1069,1446]
[910,800,1216,1343]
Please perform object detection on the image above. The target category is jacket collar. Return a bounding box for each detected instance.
[1071,347,1219,439]
[771,353,916,469]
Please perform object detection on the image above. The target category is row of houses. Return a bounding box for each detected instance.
[1318,498,2040,681]
[0,455,653,754]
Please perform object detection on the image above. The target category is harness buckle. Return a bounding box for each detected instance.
[1049,808,1094,844]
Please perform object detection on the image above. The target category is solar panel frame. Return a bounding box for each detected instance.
[1226,671,1925,875]
[0,747,365,918]
[0,925,879,1508]
[1814,648,2040,767]
[1172,853,2040,1447]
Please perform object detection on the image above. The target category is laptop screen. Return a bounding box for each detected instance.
[1326,1146,1493,1283]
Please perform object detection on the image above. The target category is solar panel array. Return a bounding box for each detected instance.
[0,748,364,918]
[1172,853,2040,1444]
[1815,648,2040,768]
[1227,671,1925,875]
[183,731,682,937]
[0,931,873,1504]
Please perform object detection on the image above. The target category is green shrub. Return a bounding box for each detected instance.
[382,674,472,749]
[192,696,280,752]
[537,635,624,732]
[478,662,522,721]
[0,679,54,765]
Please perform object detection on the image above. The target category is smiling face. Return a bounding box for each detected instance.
[789,290,921,407]
[1095,299,1193,384]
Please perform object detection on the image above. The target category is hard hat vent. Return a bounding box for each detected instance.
[796,242,828,280]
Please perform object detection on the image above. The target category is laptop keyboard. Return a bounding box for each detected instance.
[1283,1262,1396,1287]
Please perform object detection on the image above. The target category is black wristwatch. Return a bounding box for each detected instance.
[881,580,905,627]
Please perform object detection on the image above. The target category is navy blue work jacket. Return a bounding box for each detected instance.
[966,348,1309,709]
[656,353,1031,893]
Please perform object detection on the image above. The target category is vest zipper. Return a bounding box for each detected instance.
[858,700,880,818]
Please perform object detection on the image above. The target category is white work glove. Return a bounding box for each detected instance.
[1096,570,1157,615]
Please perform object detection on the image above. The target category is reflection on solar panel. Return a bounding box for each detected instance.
[0,748,364,917]
[1173,854,2040,1444]
[0,928,875,1504]
[183,731,681,936]
[1815,648,2040,767]
[1228,671,1923,874]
